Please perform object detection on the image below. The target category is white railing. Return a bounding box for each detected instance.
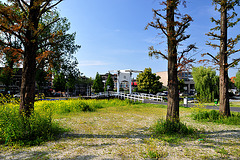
[115,92,164,103]
[91,92,165,103]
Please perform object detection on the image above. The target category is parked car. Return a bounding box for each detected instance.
[188,98,198,103]
[13,93,20,98]
[157,92,167,96]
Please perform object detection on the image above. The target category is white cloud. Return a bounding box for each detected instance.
[78,60,109,66]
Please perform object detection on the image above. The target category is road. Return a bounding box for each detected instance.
[143,99,240,112]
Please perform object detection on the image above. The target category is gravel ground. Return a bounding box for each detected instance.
[0,107,239,160]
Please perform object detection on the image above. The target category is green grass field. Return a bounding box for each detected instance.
[0,99,239,159]
[198,101,240,107]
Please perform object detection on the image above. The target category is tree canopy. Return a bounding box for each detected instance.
[136,68,162,94]
[104,73,114,91]
[92,72,104,93]
[192,66,219,102]
[0,0,65,116]
[235,71,240,90]
[203,0,240,116]
[146,0,196,122]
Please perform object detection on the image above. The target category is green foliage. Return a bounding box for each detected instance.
[151,119,196,136]
[0,98,134,146]
[144,138,168,159]
[192,110,240,125]
[0,67,18,94]
[0,104,66,146]
[38,100,99,114]
[104,73,114,91]
[136,68,162,94]
[192,66,219,102]
[0,93,19,105]
[235,71,240,90]
[39,11,81,73]
[178,78,185,93]
[92,72,104,93]
[53,72,66,92]
[39,11,81,93]
[35,68,49,92]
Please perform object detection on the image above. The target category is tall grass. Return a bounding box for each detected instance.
[151,119,197,136]
[0,98,134,146]
[192,110,240,125]
[0,104,66,146]
[35,98,133,114]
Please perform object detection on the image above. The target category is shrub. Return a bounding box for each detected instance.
[0,93,19,105]
[192,110,240,125]
[0,104,66,146]
[151,119,196,136]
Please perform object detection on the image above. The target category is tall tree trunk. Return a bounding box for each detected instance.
[219,1,230,116]
[19,47,37,116]
[19,2,39,117]
[166,0,179,122]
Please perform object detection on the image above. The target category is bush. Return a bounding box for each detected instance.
[0,104,66,146]
[0,93,19,105]
[151,119,196,136]
[192,110,240,125]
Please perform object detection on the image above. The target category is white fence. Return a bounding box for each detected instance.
[92,92,164,103]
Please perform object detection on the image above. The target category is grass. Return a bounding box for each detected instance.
[192,109,240,125]
[0,98,239,159]
[0,103,67,146]
[193,101,240,107]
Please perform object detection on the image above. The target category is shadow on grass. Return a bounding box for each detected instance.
[200,129,240,146]
[61,127,151,139]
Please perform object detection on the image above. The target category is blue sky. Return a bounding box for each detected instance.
[33,1,240,77]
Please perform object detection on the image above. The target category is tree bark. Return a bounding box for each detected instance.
[166,0,179,122]
[19,1,39,117]
[219,1,230,116]
[19,47,37,116]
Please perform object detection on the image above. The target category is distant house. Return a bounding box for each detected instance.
[156,71,195,94]
[100,73,138,91]
[100,73,118,90]
[0,67,22,94]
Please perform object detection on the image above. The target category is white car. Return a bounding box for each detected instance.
[13,93,20,98]
[157,92,167,96]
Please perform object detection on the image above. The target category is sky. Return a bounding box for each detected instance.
[2,0,240,78]
[56,0,240,78]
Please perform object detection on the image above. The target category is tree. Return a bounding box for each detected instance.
[146,0,196,122]
[36,11,81,74]
[53,72,66,92]
[203,0,240,116]
[235,71,240,90]
[136,68,162,94]
[92,72,104,93]
[178,78,185,93]
[0,20,22,94]
[104,73,114,91]
[35,68,49,93]
[0,0,63,116]
[192,66,219,102]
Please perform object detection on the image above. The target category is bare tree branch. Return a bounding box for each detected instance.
[20,0,29,8]
[206,52,220,63]
[16,0,27,13]
[40,0,63,16]
[35,18,60,39]
[228,58,240,68]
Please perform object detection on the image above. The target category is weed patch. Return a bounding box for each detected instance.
[151,119,197,135]
[0,104,67,146]
[143,138,168,159]
[192,110,240,125]
[150,119,199,144]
